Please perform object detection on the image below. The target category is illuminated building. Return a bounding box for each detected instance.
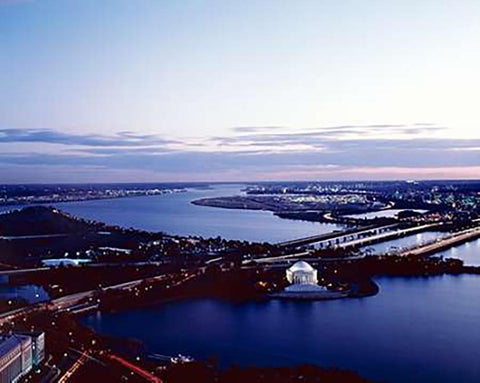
[41,258,91,267]
[17,331,45,366]
[0,334,32,383]
[285,261,327,292]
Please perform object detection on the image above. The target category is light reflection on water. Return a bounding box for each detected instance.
[83,274,480,383]
[0,284,49,303]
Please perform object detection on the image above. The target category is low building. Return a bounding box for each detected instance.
[16,331,45,366]
[0,334,33,383]
[0,336,22,383]
[30,332,45,366]
[41,258,91,267]
[17,335,32,376]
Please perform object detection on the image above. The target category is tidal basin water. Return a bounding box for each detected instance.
[0,184,342,243]
[0,284,49,303]
[83,274,480,382]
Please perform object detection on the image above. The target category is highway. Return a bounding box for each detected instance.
[0,233,70,240]
[0,261,170,277]
[0,267,50,276]
[107,353,162,383]
[0,273,168,325]
[403,226,480,257]
[58,351,89,383]
[249,251,310,264]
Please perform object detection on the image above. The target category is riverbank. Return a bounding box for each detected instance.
[192,196,406,225]
[0,185,188,207]
[192,195,383,218]
[269,290,349,300]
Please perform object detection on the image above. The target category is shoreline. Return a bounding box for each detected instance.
[191,197,402,225]
[83,269,381,318]
[0,188,187,208]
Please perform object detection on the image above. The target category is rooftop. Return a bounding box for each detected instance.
[288,261,315,273]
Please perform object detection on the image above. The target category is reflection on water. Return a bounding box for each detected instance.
[83,275,480,383]
[436,238,480,266]
[0,284,50,303]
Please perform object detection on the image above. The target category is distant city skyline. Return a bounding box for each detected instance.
[1,0,479,183]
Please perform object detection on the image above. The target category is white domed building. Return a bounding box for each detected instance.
[286,261,317,285]
[285,261,327,293]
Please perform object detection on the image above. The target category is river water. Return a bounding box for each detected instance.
[0,184,342,243]
[3,183,480,381]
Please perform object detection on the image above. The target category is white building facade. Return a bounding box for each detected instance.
[0,332,44,383]
[285,261,326,293]
[0,335,32,383]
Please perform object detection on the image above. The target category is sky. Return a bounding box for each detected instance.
[1,0,479,183]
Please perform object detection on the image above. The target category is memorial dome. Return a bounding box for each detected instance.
[288,261,314,273]
[286,261,318,285]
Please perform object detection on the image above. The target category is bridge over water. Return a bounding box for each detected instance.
[252,223,479,266]
[336,223,442,249]
[276,223,399,248]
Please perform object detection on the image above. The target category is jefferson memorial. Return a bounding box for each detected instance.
[284,261,327,293]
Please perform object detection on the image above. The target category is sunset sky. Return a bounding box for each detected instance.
[1,0,479,183]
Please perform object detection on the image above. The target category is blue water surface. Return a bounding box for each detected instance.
[83,275,480,383]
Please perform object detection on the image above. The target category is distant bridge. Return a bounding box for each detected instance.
[336,223,441,250]
[247,223,479,266]
[276,223,399,248]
